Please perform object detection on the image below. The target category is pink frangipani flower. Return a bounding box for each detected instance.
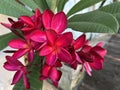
[40,63,62,87]
[42,9,67,34]
[4,56,30,89]
[40,30,73,66]
[8,39,35,62]
[78,42,107,76]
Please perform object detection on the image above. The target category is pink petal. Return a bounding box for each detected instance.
[30,30,46,43]
[96,42,104,47]
[51,12,67,33]
[49,67,62,87]
[40,45,53,56]
[84,62,92,76]
[20,16,34,26]
[27,50,34,62]
[75,52,82,63]
[91,46,107,58]
[58,48,72,63]
[46,52,57,66]
[9,39,28,49]
[42,10,54,29]
[82,45,92,53]
[6,56,23,66]
[41,64,51,77]
[46,30,57,45]
[11,70,23,84]
[35,8,41,18]
[90,58,103,70]
[4,62,19,71]
[23,74,30,89]
[21,27,34,31]
[56,32,73,47]
[1,23,11,29]
[13,49,28,59]
[74,34,86,50]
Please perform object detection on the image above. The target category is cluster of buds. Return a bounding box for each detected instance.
[1,9,107,89]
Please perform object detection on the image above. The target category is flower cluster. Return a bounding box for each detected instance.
[2,9,107,89]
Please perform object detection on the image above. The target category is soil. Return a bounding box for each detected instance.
[78,34,120,90]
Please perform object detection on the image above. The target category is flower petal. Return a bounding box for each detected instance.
[6,56,23,66]
[90,58,103,70]
[84,62,92,76]
[40,45,53,56]
[46,52,57,66]
[58,48,72,63]
[49,67,62,87]
[91,46,107,58]
[13,49,28,59]
[20,16,34,26]
[23,74,30,89]
[9,39,28,49]
[40,64,51,78]
[82,45,92,53]
[4,62,19,71]
[56,32,73,47]
[46,30,57,45]
[42,10,54,29]
[27,50,34,62]
[11,70,23,84]
[74,34,86,50]
[30,30,46,43]
[51,12,67,33]
[1,23,11,29]
[35,8,41,18]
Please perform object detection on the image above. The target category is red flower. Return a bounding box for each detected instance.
[20,9,42,39]
[40,30,73,66]
[8,39,35,62]
[4,56,30,89]
[78,42,107,76]
[68,34,86,69]
[40,63,62,87]
[42,10,67,34]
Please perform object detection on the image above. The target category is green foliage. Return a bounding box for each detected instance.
[68,11,119,33]
[19,0,40,11]
[33,0,49,12]
[0,33,18,50]
[99,2,120,24]
[67,0,104,17]
[0,0,33,18]
[13,54,43,90]
[57,0,68,12]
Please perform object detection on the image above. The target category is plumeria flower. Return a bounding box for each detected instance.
[78,42,107,76]
[40,62,62,87]
[42,9,67,34]
[8,39,35,62]
[1,18,24,38]
[4,56,30,89]
[20,9,42,39]
[39,30,73,66]
[68,34,86,69]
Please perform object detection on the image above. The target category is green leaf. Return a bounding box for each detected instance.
[57,0,68,12]
[68,11,119,33]
[0,33,18,50]
[46,0,51,9]
[34,0,49,12]
[13,54,43,90]
[99,2,120,24]
[0,0,33,18]
[67,0,104,17]
[20,0,40,11]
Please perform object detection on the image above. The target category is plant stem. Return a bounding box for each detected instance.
[51,0,57,13]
